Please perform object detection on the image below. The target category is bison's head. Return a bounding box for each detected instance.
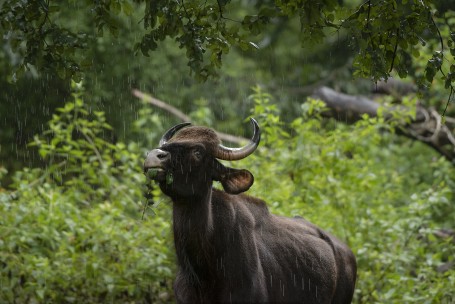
[144,119,261,199]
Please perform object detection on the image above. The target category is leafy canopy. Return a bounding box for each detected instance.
[1,0,454,93]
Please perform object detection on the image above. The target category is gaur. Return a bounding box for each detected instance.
[144,119,357,303]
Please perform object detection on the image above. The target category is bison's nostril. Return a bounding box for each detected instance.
[157,152,169,159]
[144,149,169,170]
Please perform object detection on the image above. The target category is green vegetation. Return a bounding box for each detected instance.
[2,1,455,175]
[1,0,455,303]
[1,86,454,303]
[1,88,175,302]
[2,0,455,86]
[247,89,455,302]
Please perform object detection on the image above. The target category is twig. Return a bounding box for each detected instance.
[216,0,241,23]
[76,123,105,167]
[8,160,67,199]
[429,109,442,143]
[389,28,399,73]
[131,89,248,144]
[132,89,191,122]
[442,87,454,118]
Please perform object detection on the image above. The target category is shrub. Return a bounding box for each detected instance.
[0,87,175,303]
[243,87,455,303]
[1,85,453,303]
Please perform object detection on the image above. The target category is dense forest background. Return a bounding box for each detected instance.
[1,0,455,303]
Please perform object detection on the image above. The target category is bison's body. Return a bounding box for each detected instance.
[173,190,356,303]
[144,119,356,303]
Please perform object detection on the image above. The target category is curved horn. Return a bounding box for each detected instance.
[214,118,261,161]
[159,122,192,146]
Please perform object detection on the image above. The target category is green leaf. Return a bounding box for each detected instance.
[122,1,133,16]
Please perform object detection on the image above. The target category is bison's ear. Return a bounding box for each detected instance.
[213,162,254,194]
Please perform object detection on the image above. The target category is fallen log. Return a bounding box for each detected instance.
[312,86,455,163]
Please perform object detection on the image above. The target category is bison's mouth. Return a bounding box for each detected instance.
[145,167,175,185]
[145,167,167,181]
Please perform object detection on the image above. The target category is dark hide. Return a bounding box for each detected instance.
[144,125,357,303]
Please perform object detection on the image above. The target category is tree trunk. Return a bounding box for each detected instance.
[312,86,455,163]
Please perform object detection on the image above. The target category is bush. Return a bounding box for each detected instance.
[243,87,455,303]
[1,85,454,303]
[0,87,175,303]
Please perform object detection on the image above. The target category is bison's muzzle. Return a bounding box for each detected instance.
[144,149,169,181]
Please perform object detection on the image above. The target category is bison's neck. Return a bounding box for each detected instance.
[172,188,216,283]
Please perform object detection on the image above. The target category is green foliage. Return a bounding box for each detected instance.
[3,0,455,185]
[416,11,455,113]
[0,0,137,80]
[0,88,175,303]
[140,0,254,80]
[1,0,454,301]
[26,82,139,205]
[242,88,455,303]
[1,0,454,92]
[0,0,86,80]
[1,85,454,303]
[347,0,436,81]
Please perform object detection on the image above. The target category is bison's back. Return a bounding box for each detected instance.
[208,191,356,303]
[268,214,356,304]
[247,214,337,303]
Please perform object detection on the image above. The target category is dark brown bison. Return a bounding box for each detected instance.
[144,119,356,303]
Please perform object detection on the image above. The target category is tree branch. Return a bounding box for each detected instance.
[132,89,248,145]
[132,89,191,122]
[312,86,455,163]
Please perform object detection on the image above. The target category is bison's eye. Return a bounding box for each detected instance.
[192,147,205,161]
[193,150,202,160]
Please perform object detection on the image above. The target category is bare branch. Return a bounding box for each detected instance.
[132,89,191,122]
[312,86,455,163]
[132,89,248,145]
